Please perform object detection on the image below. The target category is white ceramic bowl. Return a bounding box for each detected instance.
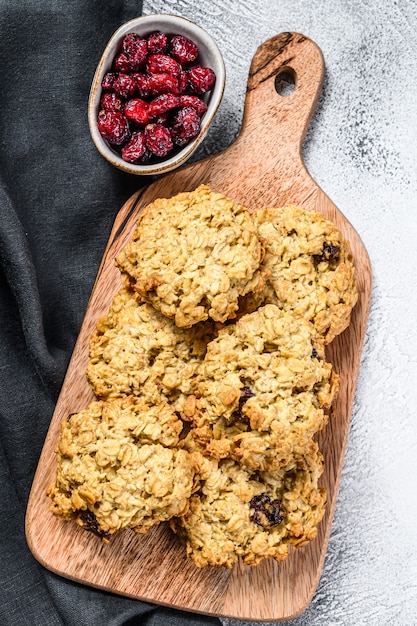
[88,14,225,175]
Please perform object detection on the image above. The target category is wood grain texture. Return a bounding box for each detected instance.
[25,32,372,622]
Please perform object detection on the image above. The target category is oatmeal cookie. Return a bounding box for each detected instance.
[116,185,268,327]
[170,439,326,567]
[249,205,358,343]
[87,287,214,415]
[193,304,338,469]
[47,396,201,539]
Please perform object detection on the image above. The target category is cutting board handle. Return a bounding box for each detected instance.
[234,32,325,164]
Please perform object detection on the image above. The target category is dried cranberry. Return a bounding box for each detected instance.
[122,33,148,70]
[152,112,171,126]
[121,131,146,162]
[170,34,199,64]
[100,92,123,111]
[177,70,189,94]
[122,33,143,56]
[178,95,208,116]
[113,73,137,99]
[145,123,173,157]
[114,52,132,73]
[96,30,217,165]
[147,31,168,54]
[139,148,152,163]
[187,65,216,94]
[249,494,285,528]
[124,98,150,126]
[148,93,180,118]
[171,106,201,146]
[133,72,151,98]
[101,72,117,91]
[148,72,179,96]
[97,109,130,145]
[147,53,181,77]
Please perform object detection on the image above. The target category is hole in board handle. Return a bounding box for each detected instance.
[274,69,296,96]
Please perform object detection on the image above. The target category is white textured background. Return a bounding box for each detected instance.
[144,2,417,625]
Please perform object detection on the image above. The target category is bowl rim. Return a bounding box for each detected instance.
[88,13,226,176]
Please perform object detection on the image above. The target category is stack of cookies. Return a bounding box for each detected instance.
[47,185,358,568]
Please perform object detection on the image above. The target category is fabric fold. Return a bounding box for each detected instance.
[0,183,68,395]
[0,1,222,624]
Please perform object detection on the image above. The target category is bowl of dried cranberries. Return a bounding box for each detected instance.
[88,14,225,175]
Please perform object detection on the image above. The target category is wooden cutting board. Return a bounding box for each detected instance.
[26,32,372,622]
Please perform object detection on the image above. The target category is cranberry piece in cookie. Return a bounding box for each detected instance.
[249,494,286,529]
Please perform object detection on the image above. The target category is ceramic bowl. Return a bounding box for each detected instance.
[88,14,225,175]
